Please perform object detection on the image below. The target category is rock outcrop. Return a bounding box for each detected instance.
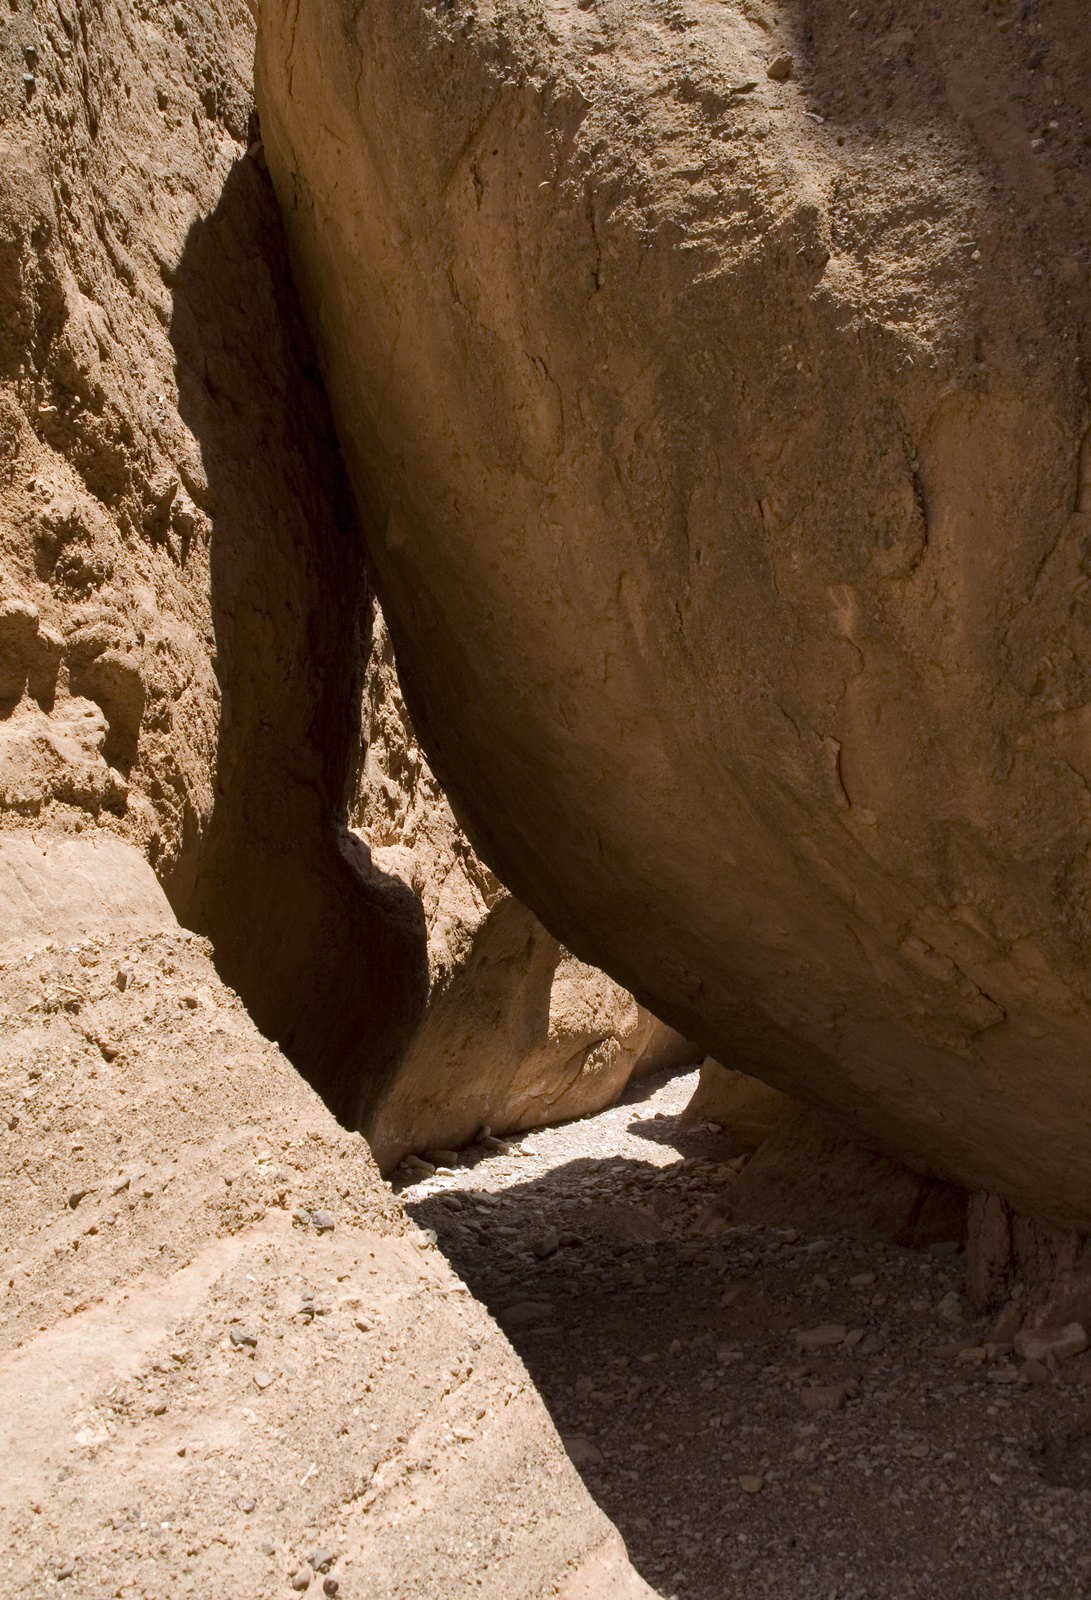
[256,0,1091,1230]
[0,0,673,1148]
[0,2,661,1591]
[0,0,434,1128]
[0,835,654,1600]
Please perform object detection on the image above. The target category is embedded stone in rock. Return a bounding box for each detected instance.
[256,0,1091,1230]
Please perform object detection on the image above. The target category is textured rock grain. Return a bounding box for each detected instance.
[0,836,651,1600]
[257,0,1091,1228]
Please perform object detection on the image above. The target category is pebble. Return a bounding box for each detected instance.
[253,1369,274,1389]
[323,1580,339,1597]
[766,51,793,80]
[309,1549,335,1573]
[562,1434,604,1466]
[312,1210,336,1233]
[796,1324,848,1350]
[56,1559,75,1580]
[501,1300,554,1325]
[230,1328,258,1348]
[801,1382,857,1413]
[290,1568,311,1591]
[936,1292,964,1326]
[738,1475,764,1494]
[531,1228,560,1258]
[237,1496,256,1514]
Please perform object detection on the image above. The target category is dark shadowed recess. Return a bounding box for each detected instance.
[166,154,428,1129]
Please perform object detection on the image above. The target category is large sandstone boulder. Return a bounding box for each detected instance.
[257,0,1091,1229]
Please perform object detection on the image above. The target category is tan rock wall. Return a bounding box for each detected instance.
[0,0,683,1163]
[0,0,431,1125]
[0,833,653,1600]
[256,0,1091,1229]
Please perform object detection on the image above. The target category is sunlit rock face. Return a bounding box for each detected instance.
[257,0,1091,1229]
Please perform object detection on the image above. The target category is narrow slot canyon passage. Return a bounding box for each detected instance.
[399,1067,1091,1600]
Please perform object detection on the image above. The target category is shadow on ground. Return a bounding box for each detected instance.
[402,1090,1089,1600]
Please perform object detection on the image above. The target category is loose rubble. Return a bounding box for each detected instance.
[405,1069,1091,1600]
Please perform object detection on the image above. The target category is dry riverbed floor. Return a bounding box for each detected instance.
[400,1068,1091,1600]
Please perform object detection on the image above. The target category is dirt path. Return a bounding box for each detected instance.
[401,1068,1091,1600]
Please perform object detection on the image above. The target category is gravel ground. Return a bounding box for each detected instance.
[399,1068,1091,1600]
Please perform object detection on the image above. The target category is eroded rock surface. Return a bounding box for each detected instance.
[0,0,678,1146]
[0,7,660,1593]
[257,0,1091,1228]
[0,0,435,1126]
[0,836,655,1600]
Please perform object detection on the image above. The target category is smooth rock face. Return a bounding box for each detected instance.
[257,0,1091,1227]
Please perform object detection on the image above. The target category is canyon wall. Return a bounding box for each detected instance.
[0,0,429,1125]
[0,1,660,1591]
[256,0,1091,1230]
[0,0,666,1142]
[354,607,698,1169]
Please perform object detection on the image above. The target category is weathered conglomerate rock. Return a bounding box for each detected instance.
[257,0,1091,1228]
